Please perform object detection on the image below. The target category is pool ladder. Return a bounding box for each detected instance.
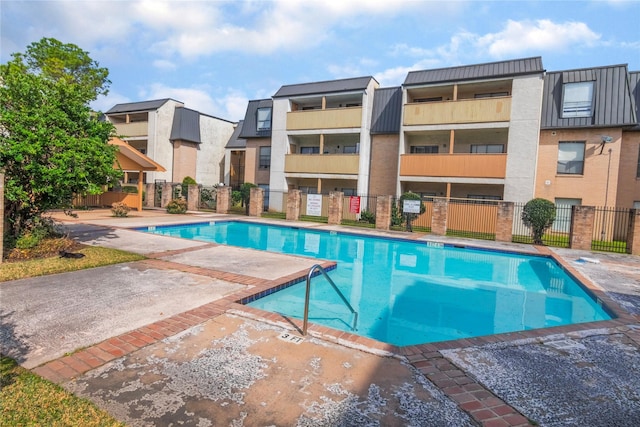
[302,264,358,335]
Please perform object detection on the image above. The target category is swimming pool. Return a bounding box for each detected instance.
[140,221,612,346]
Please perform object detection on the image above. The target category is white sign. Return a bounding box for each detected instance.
[306,194,323,216]
[403,199,421,214]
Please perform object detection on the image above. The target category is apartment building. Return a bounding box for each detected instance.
[535,64,640,209]
[397,57,545,203]
[267,76,380,208]
[105,99,235,185]
[235,99,273,197]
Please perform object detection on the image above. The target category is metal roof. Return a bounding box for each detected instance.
[371,87,402,134]
[239,99,273,138]
[541,64,637,129]
[273,76,376,98]
[630,71,640,130]
[404,57,544,86]
[225,121,247,149]
[105,98,177,114]
[170,107,201,144]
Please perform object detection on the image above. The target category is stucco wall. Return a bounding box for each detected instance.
[196,115,235,185]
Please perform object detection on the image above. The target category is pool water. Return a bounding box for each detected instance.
[141,221,612,346]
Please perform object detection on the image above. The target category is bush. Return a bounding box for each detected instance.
[14,217,61,249]
[360,210,376,224]
[182,176,197,185]
[111,202,131,217]
[167,198,188,214]
[522,198,556,245]
[399,191,425,232]
[121,186,138,193]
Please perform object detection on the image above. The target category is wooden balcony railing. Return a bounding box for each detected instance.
[287,107,362,130]
[400,153,507,178]
[285,154,359,174]
[403,97,511,126]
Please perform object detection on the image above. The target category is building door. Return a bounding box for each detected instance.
[554,198,581,233]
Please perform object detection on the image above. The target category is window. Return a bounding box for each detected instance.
[259,146,271,169]
[300,146,320,154]
[636,145,640,178]
[298,186,317,194]
[471,144,504,154]
[633,201,640,209]
[342,188,357,196]
[410,145,439,154]
[557,141,585,174]
[474,92,509,98]
[414,97,443,103]
[258,184,269,210]
[562,82,594,118]
[343,145,359,154]
[256,108,272,131]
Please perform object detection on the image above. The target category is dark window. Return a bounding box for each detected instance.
[259,146,271,169]
[471,144,504,154]
[410,145,439,154]
[414,97,443,102]
[474,92,509,98]
[256,108,272,131]
[557,141,585,174]
[343,145,359,154]
[636,145,640,178]
[300,146,320,154]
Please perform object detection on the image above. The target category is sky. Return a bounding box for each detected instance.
[2,0,639,122]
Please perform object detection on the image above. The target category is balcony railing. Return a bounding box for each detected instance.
[287,107,363,130]
[113,121,149,137]
[400,153,507,179]
[403,97,511,126]
[285,154,359,175]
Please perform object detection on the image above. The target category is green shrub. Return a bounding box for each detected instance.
[182,176,197,185]
[232,190,242,207]
[111,202,131,217]
[167,198,188,214]
[522,198,556,245]
[399,191,425,232]
[14,217,61,249]
[360,210,376,224]
[15,232,42,249]
[121,186,138,193]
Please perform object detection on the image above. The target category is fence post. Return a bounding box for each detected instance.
[145,183,155,208]
[328,191,344,225]
[495,201,514,242]
[431,197,449,235]
[161,183,172,208]
[375,195,392,231]
[286,189,301,221]
[0,173,4,263]
[216,186,231,214]
[627,209,640,255]
[249,187,264,217]
[569,205,595,251]
[187,184,199,211]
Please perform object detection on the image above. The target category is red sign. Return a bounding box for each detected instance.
[349,196,361,214]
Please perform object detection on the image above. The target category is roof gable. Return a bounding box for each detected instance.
[274,76,376,98]
[170,107,201,143]
[239,99,273,138]
[106,98,178,114]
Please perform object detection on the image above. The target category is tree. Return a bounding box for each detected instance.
[239,182,257,214]
[522,198,556,245]
[0,38,121,240]
[399,191,426,232]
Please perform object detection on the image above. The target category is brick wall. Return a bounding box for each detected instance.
[569,205,596,250]
[249,187,264,217]
[495,201,514,242]
[327,191,343,225]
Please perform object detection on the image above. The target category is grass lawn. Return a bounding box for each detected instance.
[0,356,125,426]
[0,245,145,282]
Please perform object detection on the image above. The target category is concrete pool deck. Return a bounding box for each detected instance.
[3,208,639,426]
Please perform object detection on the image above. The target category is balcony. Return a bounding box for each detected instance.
[113,121,149,137]
[400,154,507,179]
[403,97,511,126]
[285,154,359,175]
[287,107,362,130]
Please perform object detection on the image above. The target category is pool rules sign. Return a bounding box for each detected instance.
[306,194,322,216]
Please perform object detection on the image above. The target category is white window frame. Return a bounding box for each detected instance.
[256,107,272,131]
[557,141,585,175]
[562,82,594,118]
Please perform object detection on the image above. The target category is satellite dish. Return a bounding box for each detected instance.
[601,136,613,143]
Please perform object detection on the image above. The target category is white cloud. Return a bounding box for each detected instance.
[477,20,601,57]
[91,92,131,113]
[153,59,177,71]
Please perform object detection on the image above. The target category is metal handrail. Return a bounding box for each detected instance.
[302,264,358,335]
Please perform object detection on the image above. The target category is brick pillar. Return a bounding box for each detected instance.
[187,184,199,211]
[375,195,392,231]
[327,191,344,225]
[495,201,514,242]
[286,189,301,221]
[431,197,448,235]
[569,205,595,250]
[161,183,172,208]
[145,183,155,208]
[249,187,264,217]
[216,186,231,214]
[627,209,640,255]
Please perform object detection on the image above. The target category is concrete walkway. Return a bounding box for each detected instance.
[2,209,639,426]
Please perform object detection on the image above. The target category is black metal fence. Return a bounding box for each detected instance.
[198,186,217,210]
[512,202,572,248]
[592,206,630,253]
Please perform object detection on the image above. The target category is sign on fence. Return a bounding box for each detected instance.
[403,199,421,214]
[349,196,361,214]
[306,194,323,216]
